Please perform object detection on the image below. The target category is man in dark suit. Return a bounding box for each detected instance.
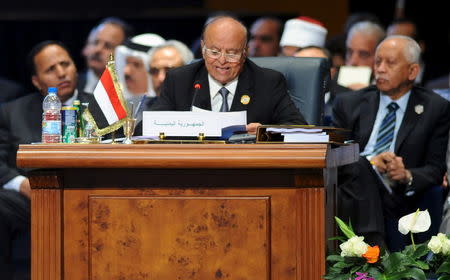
[150,16,306,131]
[0,40,93,279]
[333,35,450,251]
[0,77,27,104]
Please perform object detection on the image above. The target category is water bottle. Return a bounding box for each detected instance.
[42,87,62,143]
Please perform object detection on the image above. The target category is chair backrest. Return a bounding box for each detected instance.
[250,57,330,125]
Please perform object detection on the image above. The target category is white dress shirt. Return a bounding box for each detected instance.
[208,74,238,112]
[361,90,411,157]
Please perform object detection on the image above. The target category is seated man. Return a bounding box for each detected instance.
[333,35,450,251]
[148,40,194,98]
[0,77,26,104]
[149,16,306,132]
[247,17,282,57]
[0,40,93,278]
[115,33,165,118]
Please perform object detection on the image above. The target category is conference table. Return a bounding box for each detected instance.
[17,143,357,280]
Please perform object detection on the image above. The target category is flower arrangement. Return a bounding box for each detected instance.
[324,209,450,280]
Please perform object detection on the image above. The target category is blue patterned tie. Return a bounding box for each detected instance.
[219,87,230,112]
[373,102,400,155]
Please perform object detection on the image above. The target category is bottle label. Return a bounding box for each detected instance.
[42,120,62,135]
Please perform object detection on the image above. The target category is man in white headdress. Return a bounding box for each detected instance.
[279,16,328,56]
[114,33,165,118]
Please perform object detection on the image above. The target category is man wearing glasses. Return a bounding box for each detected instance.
[148,40,194,97]
[150,16,306,132]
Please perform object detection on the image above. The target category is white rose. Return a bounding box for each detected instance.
[442,238,450,255]
[340,236,369,257]
[428,234,443,254]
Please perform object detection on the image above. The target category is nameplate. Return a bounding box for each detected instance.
[141,111,217,136]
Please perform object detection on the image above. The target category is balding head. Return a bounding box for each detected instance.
[201,16,248,84]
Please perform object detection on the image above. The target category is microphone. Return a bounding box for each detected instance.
[190,81,202,111]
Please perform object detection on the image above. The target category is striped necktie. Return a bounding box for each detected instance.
[373,102,400,155]
[219,87,230,112]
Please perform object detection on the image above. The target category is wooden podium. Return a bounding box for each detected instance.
[17,143,357,280]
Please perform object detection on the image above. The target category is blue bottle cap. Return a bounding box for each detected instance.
[48,87,57,94]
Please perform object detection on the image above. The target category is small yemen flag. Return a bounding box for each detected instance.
[93,66,127,125]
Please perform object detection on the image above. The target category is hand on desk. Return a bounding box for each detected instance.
[246,123,261,135]
[371,152,411,184]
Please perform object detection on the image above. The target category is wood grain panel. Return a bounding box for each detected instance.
[297,188,326,279]
[17,143,329,169]
[31,189,62,280]
[88,196,269,280]
[64,188,304,280]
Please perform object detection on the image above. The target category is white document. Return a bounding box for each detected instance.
[142,110,247,137]
[191,106,247,128]
[282,132,329,143]
[267,127,323,133]
[337,66,372,87]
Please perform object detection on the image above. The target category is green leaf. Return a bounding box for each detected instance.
[385,268,426,280]
[411,243,431,259]
[438,275,450,280]
[335,216,356,239]
[382,252,405,273]
[328,236,347,243]
[437,261,450,274]
[326,255,344,262]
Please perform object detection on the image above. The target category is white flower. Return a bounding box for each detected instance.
[398,209,431,235]
[442,238,450,255]
[340,236,369,257]
[429,233,450,255]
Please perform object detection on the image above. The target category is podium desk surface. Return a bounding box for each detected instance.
[17,143,358,169]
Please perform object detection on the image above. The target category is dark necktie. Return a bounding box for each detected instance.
[219,87,230,112]
[373,102,400,155]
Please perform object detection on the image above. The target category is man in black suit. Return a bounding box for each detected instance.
[0,40,93,279]
[150,16,306,131]
[333,35,450,251]
[0,77,26,104]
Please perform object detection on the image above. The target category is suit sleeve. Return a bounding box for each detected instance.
[331,94,348,129]
[0,105,20,186]
[149,71,176,111]
[271,73,307,125]
[407,99,450,194]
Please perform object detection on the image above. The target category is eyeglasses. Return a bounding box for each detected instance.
[203,46,245,63]
[149,67,174,76]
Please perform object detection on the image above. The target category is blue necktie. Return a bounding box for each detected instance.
[219,87,230,112]
[373,102,400,155]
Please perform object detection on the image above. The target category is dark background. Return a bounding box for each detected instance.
[0,0,448,91]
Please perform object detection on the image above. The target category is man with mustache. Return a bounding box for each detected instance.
[79,17,132,94]
[114,33,165,119]
[0,40,93,278]
[333,35,450,251]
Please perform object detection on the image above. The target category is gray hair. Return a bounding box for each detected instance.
[346,21,386,46]
[147,40,194,66]
[377,35,421,63]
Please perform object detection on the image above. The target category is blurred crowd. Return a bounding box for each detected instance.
[2,9,450,280]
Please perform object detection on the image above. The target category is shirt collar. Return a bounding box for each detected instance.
[208,74,238,98]
[379,90,411,114]
[63,89,78,106]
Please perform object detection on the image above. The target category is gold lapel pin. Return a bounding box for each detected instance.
[415,104,424,115]
[240,95,250,105]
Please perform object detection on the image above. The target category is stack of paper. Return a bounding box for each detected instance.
[266,127,329,143]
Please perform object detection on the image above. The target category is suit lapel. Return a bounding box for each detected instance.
[395,89,424,152]
[192,66,211,110]
[230,62,254,112]
[27,93,44,140]
[359,91,379,149]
